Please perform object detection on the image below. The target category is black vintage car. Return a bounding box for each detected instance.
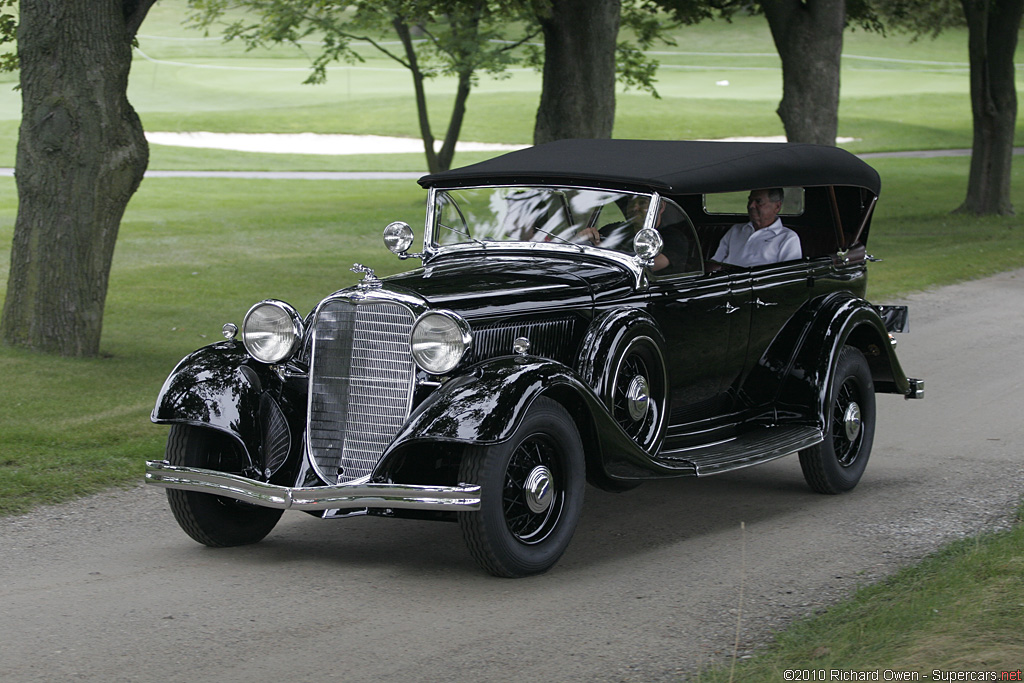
[146,140,924,577]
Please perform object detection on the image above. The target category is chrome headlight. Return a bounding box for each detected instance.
[410,310,472,374]
[242,300,304,364]
[383,221,415,254]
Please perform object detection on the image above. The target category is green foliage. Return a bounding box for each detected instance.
[0,0,16,73]
[870,0,965,38]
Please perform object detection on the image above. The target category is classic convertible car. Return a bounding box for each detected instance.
[146,139,923,577]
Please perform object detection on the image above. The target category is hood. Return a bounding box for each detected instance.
[383,253,631,320]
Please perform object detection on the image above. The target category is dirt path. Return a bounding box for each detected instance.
[2,270,1022,682]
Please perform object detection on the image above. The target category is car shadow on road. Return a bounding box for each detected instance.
[174,455,844,578]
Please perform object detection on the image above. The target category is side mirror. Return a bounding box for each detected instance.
[632,227,663,267]
[383,221,417,259]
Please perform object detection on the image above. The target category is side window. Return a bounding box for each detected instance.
[653,199,703,277]
[704,187,805,216]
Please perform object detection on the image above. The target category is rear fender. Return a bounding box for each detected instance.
[767,293,912,424]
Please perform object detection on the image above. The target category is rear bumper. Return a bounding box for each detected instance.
[906,377,925,399]
[144,460,481,512]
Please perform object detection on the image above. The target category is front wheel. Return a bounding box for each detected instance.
[165,424,283,546]
[458,397,585,577]
[799,345,876,494]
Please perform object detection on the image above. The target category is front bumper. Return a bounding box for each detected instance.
[145,460,481,512]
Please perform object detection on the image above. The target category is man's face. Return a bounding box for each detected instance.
[747,190,782,229]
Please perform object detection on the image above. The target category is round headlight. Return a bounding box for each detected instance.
[410,311,471,374]
[633,227,664,264]
[242,300,304,364]
[383,221,415,254]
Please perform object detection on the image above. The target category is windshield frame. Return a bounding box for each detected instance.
[424,184,661,254]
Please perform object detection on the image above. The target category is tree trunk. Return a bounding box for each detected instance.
[762,0,846,146]
[1,0,153,356]
[394,18,440,174]
[437,69,474,172]
[533,0,620,144]
[957,0,1023,215]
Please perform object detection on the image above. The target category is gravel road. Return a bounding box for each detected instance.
[2,270,1022,682]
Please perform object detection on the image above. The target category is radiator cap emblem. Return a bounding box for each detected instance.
[351,263,382,290]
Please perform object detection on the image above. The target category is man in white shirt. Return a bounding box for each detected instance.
[711,188,802,267]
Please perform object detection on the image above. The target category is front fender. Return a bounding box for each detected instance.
[386,357,601,448]
[151,341,294,464]
[380,357,664,485]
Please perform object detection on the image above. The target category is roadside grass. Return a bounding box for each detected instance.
[0,178,423,515]
[694,505,1024,681]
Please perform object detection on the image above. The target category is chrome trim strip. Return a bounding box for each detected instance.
[145,460,482,511]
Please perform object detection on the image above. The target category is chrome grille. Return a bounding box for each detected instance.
[308,300,416,484]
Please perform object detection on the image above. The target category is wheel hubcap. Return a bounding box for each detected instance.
[626,375,650,422]
[524,465,554,514]
[843,402,862,442]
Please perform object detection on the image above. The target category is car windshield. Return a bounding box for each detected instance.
[431,186,651,251]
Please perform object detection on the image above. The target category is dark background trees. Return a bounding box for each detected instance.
[1,0,1019,357]
[0,0,157,356]
[873,0,1023,215]
[957,0,1023,215]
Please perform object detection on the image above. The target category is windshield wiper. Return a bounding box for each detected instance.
[532,226,585,251]
[438,222,487,247]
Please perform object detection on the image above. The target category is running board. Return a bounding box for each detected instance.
[656,425,823,476]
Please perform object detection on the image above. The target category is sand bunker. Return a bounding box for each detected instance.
[145,131,527,155]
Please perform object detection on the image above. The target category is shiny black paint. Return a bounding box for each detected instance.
[385,254,624,319]
[377,356,667,487]
[152,341,307,485]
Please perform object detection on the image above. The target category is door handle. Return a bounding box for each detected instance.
[723,302,740,314]
[754,298,778,308]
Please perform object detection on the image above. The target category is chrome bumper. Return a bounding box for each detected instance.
[906,378,925,399]
[144,460,481,512]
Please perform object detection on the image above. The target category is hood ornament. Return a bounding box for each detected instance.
[351,263,383,290]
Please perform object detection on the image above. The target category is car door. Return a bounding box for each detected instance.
[647,268,751,424]
[739,262,815,384]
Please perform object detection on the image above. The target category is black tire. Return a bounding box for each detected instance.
[458,397,585,577]
[165,424,283,547]
[608,334,667,452]
[799,345,876,494]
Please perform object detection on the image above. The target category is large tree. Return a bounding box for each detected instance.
[873,0,1022,215]
[957,0,1023,215]
[1,0,157,357]
[532,0,621,144]
[532,0,718,144]
[761,0,847,145]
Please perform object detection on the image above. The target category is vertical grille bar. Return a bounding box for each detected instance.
[308,300,416,484]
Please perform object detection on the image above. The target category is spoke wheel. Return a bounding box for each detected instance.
[799,346,876,494]
[609,336,666,451]
[459,397,584,577]
[165,424,283,547]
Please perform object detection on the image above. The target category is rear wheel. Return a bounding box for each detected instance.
[799,346,876,494]
[165,424,283,546]
[458,397,585,577]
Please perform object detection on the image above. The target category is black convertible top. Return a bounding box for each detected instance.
[419,139,881,196]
